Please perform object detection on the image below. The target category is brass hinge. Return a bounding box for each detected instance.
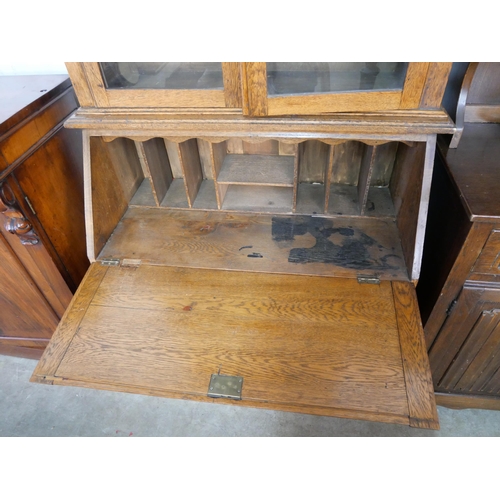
[100,258,142,268]
[100,258,120,266]
[357,274,380,285]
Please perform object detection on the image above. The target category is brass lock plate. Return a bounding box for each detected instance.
[207,374,243,400]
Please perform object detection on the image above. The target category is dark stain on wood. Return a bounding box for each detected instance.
[272,216,401,270]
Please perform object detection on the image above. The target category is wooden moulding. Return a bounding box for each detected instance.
[420,63,453,109]
[31,264,109,382]
[66,107,455,139]
[435,392,500,411]
[65,63,95,107]
[392,281,439,429]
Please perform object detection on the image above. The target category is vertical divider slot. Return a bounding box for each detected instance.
[295,140,330,214]
[210,141,228,209]
[179,139,203,208]
[135,138,173,207]
[357,145,377,215]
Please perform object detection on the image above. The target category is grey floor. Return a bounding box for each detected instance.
[1,354,499,437]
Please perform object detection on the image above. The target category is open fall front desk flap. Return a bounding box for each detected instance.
[31,261,438,429]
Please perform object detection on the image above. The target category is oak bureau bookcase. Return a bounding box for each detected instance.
[32,62,455,428]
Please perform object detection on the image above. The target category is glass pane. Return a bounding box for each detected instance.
[266,63,409,95]
[99,62,224,90]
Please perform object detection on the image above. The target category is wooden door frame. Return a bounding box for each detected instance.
[66,63,242,109]
[242,62,452,116]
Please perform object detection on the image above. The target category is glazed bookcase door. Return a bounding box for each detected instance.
[68,63,242,109]
[242,62,451,116]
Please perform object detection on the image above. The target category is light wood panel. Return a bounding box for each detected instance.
[399,63,430,109]
[420,63,453,108]
[87,136,143,259]
[217,155,295,186]
[242,62,268,116]
[33,264,418,425]
[392,281,439,429]
[99,207,409,281]
[267,91,402,116]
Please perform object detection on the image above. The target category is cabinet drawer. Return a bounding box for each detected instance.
[473,231,500,275]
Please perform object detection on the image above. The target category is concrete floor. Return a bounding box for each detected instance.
[1,354,499,437]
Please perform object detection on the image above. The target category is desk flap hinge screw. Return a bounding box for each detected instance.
[100,258,120,266]
[357,274,380,285]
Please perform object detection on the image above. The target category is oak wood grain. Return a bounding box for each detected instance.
[242,63,268,116]
[65,63,95,107]
[88,136,144,258]
[420,63,453,108]
[471,231,500,275]
[399,63,430,109]
[81,63,109,107]
[390,141,426,280]
[178,139,203,207]
[222,63,242,108]
[31,263,108,381]
[217,155,295,186]
[196,139,214,179]
[98,207,409,281]
[65,108,455,139]
[267,91,402,116]
[392,281,439,429]
[423,223,493,348]
[137,138,173,205]
[357,146,376,215]
[35,265,413,422]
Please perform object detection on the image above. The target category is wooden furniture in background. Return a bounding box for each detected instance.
[417,125,500,411]
[32,62,455,428]
[449,62,500,147]
[0,75,89,359]
[417,63,500,410]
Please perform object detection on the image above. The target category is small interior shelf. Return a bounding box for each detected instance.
[221,185,293,213]
[295,184,325,214]
[217,154,295,186]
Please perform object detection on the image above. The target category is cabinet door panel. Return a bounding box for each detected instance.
[71,63,240,109]
[0,232,58,340]
[244,63,451,116]
[429,284,500,395]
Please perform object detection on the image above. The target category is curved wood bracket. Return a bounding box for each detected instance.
[0,182,39,245]
[449,63,479,149]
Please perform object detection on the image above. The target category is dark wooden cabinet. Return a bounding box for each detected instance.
[0,75,90,359]
[417,124,500,410]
